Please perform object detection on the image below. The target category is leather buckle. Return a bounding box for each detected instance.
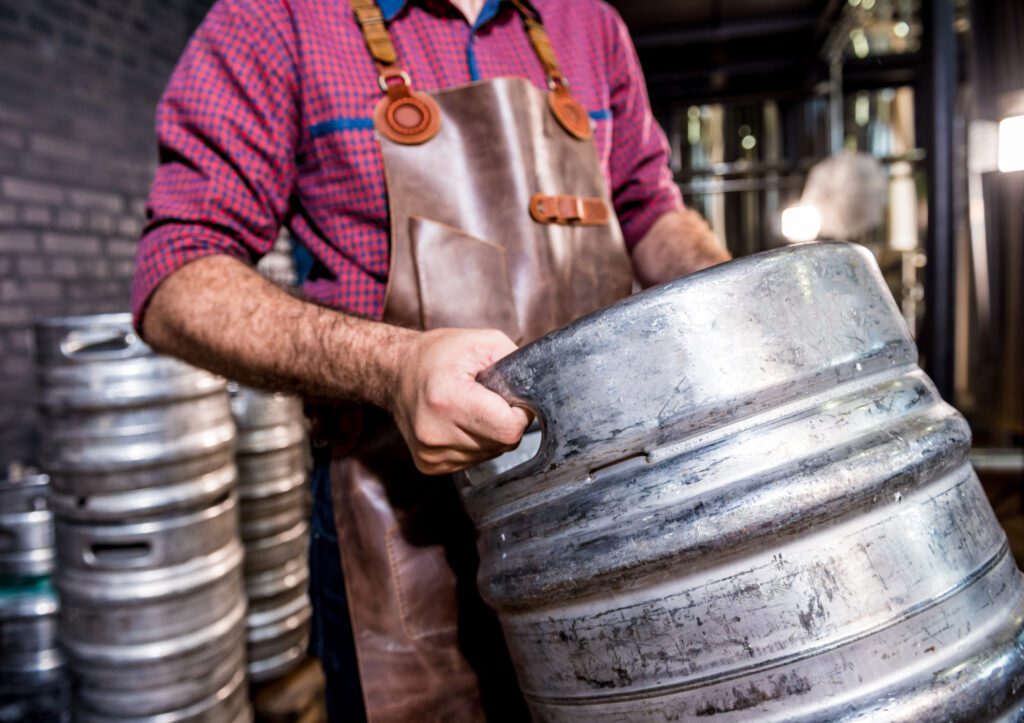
[557,196,583,222]
[529,194,609,226]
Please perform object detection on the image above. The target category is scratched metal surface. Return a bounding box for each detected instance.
[462,242,1024,721]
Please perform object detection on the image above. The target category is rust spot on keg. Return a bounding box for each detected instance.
[694,673,812,716]
[797,592,827,633]
[574,673,616,689]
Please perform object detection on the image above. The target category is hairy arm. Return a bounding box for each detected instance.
[631,207,732,288]
[143,255,529,474]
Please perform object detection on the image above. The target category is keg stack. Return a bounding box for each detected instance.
[228,384,312,684]
[0,467,68,722]
[34,313,252,723]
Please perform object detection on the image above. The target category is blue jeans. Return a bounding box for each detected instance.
[308,464,367,723]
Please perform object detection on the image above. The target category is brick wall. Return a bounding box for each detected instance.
[0,0,215,469]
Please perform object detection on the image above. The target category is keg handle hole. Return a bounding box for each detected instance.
[86,541,153,566]
[60,328,140,361]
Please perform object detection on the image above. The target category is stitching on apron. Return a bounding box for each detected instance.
[385,522,458,640]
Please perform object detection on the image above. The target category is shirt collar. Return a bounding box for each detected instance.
[377,0,407,22]
[378,0,536,26]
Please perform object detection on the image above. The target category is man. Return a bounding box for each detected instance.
[133,0,729,719]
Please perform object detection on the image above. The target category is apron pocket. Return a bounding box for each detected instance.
[385,523,459,640]
[410,217,522,342]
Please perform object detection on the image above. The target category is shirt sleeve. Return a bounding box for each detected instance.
[131,0,299,330]
[601,6,682,249]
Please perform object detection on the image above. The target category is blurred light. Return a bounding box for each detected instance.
[848,0,861,6]
[855,92,870,127]
[998,115,1024,172]
[850,29,870,58]
[738,124,751,137]
[781,205,822,242]
[888,161,918,251]
[893,21,910,38]
[862,0,875,9]
[741,135,757,150]
[968,120,999,174]
[687,105,701,144]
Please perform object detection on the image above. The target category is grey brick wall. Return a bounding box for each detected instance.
[0,0,215,469]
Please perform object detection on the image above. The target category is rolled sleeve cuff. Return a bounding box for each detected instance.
[131,222,253,333]
[618,186,683,250]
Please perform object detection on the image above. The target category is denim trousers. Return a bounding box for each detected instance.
[308,463,367,722]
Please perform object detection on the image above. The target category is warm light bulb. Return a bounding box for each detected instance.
[781,205,822,242]
[998,114,1024,173]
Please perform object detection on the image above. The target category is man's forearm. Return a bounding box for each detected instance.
[142,254,530,474]
[142,255,412,408]
[631,207,731,287]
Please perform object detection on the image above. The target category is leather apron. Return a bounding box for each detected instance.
[328,2,634,720]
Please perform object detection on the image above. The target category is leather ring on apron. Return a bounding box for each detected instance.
[548,85,592,141]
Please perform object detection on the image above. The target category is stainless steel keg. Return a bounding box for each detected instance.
[230,385,312,683]
[56,492,247,717]
[0,471,54,578]
[0,468,67,720]
[35,314,235,520]
[464,242,1024,721]
[0,580,64,687]
[73,664,253,723]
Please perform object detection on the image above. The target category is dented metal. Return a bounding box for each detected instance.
[463,242,1024,721]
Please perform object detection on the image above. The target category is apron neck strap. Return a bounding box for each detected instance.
[351,0,399,68]
[506,0,567,89]
[351,0,570,92]
[351,0,593,141]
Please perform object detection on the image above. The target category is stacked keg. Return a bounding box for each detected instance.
[34,313,251,722]
[0,466,68,722]
[229,384,312,683]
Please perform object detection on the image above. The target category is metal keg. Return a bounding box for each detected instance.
[0,581,69,723]
[34,314,235,520]
[0,470,54,578]
[56,492,247,717]
[229,384,312,683]
[73,664,253,723]
[464,242,1024,721]
[0,470,66,721]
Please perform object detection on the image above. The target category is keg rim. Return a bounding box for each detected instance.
[61,595,247,664]
[74,661,249,723]
[34,312,133,329]
[246,590,311,631]
[56,538,244,603]
[50,462,237,521]
[247,643,307,684]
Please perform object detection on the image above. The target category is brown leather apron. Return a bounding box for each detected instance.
[328,2,634,720]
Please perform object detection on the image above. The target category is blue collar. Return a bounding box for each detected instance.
[378,0,509,27]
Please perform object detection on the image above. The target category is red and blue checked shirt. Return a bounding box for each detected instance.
[131,0,683,326]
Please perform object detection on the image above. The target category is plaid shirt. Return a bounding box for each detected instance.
[131,0,683,325]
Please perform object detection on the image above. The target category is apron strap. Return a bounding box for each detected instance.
[351,0,593,142]
[351,0,398,67]
[352,0,442,144]
[507,0,566,88]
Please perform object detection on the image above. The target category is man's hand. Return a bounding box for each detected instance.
[390,328,530,475]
